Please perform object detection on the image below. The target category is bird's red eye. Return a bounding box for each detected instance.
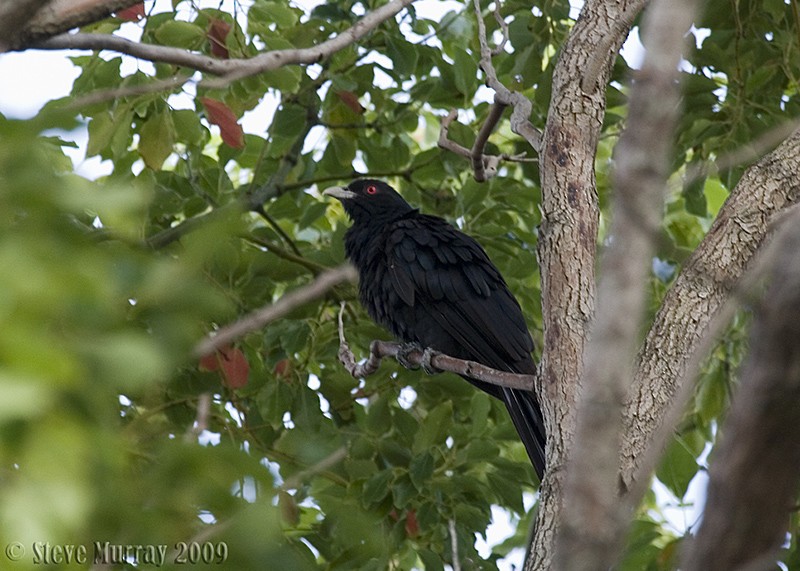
[366,185,378,195]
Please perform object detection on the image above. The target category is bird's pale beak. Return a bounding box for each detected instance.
[323,186,357,200]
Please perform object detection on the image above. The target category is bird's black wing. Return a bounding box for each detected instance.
[383,214,546,477]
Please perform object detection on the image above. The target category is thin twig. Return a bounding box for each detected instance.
[185,392,211,442]
[684,117,800,187]
[335,303,536,390]
[490,1,509,56]
[471,0,542,152]
[471,102,508,181]
[438,109,536,182]
[193,264,357,359]
[449,519,462,571]
[437,0,540,178]
[280,447,348,491]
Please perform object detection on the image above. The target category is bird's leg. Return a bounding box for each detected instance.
[419,347,442,376]
[396,342,423,371]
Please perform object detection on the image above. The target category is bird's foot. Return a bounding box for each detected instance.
[396,342,423,371]
[419,346,441,376]
[396,343,441,375]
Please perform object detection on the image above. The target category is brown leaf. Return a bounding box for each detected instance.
[273,358,291,378]
[336,90,365,115]
[405,509,419,537]
[218,346,249,389]
[207,19,231,59]
[201,97,244,149]
[116,3,145,21]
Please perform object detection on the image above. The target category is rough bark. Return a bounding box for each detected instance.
[620,128,800,491]
[682,219,800,571]
[13,0,143,49]
[528,0,646,568]
[553,0,698,568]
[0,0,51,52]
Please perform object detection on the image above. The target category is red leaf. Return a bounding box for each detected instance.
[199,352,220,372]
[208,19,231,59]
[218,346,249,389]
[336,90,365,115]
[273,359,291,378]
[405,510,419,537]
[116,3,145,21]
[201,97,244,149]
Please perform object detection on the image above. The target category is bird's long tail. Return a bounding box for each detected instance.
[501,388,547,480]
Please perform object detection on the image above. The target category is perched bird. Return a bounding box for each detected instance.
[324,179,546,478]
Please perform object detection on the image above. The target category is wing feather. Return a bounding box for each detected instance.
[385,215,534,372]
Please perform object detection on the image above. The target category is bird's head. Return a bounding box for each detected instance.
[323,179,415,225]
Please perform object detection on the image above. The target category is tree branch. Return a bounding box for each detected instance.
[620,127,800,491]
[622,201,800,511]
[15,0,143,49]
[682,218,800,571]
[529,0,649,567]
[35,32,230,75]
[0,0,51,52]
[472,0,542,152]
[335,303,536,391]
[437,109,535,182]
[28,0,415,106]
[554,0,698,567]
[193,264,357,359]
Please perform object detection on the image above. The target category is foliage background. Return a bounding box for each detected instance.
[1,0,799,569]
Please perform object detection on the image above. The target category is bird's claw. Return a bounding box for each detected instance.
[396,342,423,371]
[396,343,441,375]
[420,346,441,375]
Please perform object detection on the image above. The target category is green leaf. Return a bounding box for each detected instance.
[153,20,206,49]
[452,48,477,97]
[656,430,703,498]
[409,452,434,490]
[260,1,298,28]
[138,111,176,170]
[386,36,419,76]
[362,469,393,507]
[682,166,707,217]
[172,109,205,146]
[413,401,453,453]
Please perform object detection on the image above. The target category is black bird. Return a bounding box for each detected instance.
[324,179,546,478]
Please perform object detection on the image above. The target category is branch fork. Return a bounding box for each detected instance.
[437,0,542,181]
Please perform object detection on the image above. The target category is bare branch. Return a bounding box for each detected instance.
[490,1,509,56]
[16,0,143,48]
[529,0,674,566]
[620,127,800,491]
[682,219,800,571]
[36,32,230,75]
[449,519,462,571]
[438,109,536,182]
[193,264,357,359]
[184,392,211,442]
[470,102,507,181]
[684,117,800,187]
[31,0,415,105]
[554,0,698,568]
[580,3,644,93]
[335,303,535,391]
[623,202,800,510]
[472,0,542,152]
[280,447,348,492]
